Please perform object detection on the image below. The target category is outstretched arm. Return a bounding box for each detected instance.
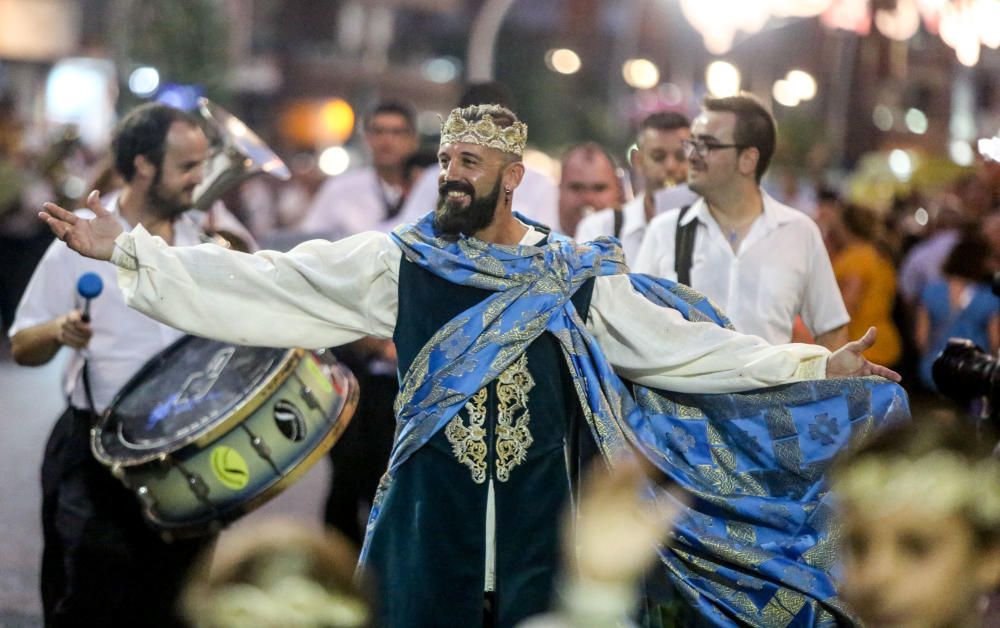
[37,190,401,349]
[588,275,830,393]
[587,275,899,393]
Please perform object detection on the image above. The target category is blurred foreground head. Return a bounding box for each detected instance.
[181,518,373,628]
[832,422,1000,628]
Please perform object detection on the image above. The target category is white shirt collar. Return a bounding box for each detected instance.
[680,190,797,232]
[520,222,546,245]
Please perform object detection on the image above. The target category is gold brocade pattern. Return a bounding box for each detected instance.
[444,354,535,483]
[762,588,806,623]
[495,354,535,481]
[700,532,773,567]
[726,521,757,546]
[445,388,489,484]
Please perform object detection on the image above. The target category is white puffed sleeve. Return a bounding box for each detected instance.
[112,226,401,349]
[586,274,829,393]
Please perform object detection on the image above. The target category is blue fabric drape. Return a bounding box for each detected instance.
[362,212,909,626]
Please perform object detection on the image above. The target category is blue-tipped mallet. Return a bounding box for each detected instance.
[76,272,104,323]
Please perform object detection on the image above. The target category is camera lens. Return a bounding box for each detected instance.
[932,338,1000,403]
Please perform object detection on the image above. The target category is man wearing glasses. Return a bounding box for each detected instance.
[300,101,418,238]
[634,93,849,350]
[576,111,696,262]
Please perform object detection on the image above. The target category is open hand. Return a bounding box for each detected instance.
[826,327,901,382]
[39,190,122,261]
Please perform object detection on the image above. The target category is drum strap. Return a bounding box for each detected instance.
[674,204,696,287]
[81,360,99,417]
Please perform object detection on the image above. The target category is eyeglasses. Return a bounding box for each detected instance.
[681,138,747,159]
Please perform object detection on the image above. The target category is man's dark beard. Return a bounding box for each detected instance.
[433,178,502,237]
[147,169,193,220]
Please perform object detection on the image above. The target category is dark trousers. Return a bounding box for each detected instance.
[40,407,212,627]
[324,371,397,545]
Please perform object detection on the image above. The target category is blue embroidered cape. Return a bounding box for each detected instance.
[361,212,909,627]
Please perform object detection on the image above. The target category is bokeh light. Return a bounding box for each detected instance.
[773,79,800,107]
[873,105,894,131]
[706,61,740,97]
[622,58,660,89]
[128,66,160,97]
[904,108,928,134]
[786,69,817,101]
[546,48,581,75]
[889,149,913,181]
[318,146,351,176]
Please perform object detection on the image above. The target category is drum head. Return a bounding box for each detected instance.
[97,335,288,463]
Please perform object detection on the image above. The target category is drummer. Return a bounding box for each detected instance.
[9,102,254,627]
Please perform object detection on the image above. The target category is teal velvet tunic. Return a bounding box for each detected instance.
[364,253,595,628]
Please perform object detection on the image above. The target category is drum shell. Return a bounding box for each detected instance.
[96,346,357,538]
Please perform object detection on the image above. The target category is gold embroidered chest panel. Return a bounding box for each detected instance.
[445,353,536,483]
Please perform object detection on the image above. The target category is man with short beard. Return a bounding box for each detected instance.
[10,102,251,627]
[41,104,903,627]
[576,111,696,261]
[435,167,504,236]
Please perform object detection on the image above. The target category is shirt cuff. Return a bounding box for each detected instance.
[794,354,829,380]
[110,232,138,271]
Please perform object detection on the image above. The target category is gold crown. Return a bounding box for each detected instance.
[439,108,527,156]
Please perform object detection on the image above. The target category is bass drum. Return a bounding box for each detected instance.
[92,335,357,539]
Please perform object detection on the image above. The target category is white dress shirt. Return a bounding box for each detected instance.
[575,185,701,263]
[634,192,849,345]
[574,196,646,264]
[9,195,250,412]
[109,224,831,394]
[398,165,560,232]
[300,167,405,238]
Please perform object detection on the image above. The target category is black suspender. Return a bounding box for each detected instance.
[613,209,624,240]
[674,204,696,287]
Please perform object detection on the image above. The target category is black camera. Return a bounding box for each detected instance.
[930,271,1000,420]
[932,338,1000,407]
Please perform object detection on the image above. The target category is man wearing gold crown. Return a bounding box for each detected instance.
[39,104,907,627]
